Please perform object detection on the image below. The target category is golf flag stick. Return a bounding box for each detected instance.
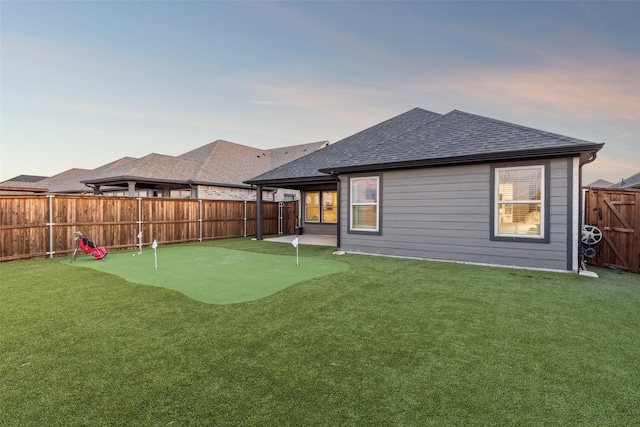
[152,239,158,269]
[292,236,299,266]
[137,231,143,254]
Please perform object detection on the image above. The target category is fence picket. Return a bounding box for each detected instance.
[0,195,298,261]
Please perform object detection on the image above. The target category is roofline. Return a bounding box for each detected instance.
[0,185,49,193]
[244,175,336,188]
[318,144,605,174]
[82,176,271,190]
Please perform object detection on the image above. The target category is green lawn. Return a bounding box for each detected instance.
[1,238,639,426]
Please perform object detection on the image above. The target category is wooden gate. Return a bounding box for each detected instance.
[584,188,640,273]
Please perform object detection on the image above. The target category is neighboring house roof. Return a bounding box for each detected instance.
[179,139,329,187]
[1,175,49,183]
[610,172,640,189]
[35,157,139,193]
[585,179,614,188]
[35,168,91,193]
[84,154,201,186]
[246,108,604,186]
[0,175,50,193]
[0,183,49,193]
[81,139,329,190]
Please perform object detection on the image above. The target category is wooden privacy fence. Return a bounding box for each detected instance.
[0,195,299,261]
[584,188,640,273]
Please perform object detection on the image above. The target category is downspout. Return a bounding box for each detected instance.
[84,182,101,195]
[187,179,198,199]
[577,150,599,272]
[331,172,341,249]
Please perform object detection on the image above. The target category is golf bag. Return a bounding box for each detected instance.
[71,231,107,261]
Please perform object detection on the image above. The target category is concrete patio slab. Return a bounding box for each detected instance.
[263,234,337,247]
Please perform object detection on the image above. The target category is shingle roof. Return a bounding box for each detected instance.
[246,108,443,185]
[80,140,328,188]
[1,175,49,184]
[610,172,640,189]
[179,140,329,186]
[322,110,604,173]
[86,154,201,183]
[28,157,139,193]
[585,179,614,188]
[246,108,604,185]
[36,168,91,193]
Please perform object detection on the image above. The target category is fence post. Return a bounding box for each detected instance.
[137,197,142,245]
[244,200,247,238]
[48,195,54,258]
[199,199,203,242]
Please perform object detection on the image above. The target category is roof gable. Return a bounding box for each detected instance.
[247,108,604,185]
[322,110,603,173]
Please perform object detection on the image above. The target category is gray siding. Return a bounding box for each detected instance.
[302,222,338,235]
[340,159,574,271]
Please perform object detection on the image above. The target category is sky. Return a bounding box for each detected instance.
[1,1,638,185]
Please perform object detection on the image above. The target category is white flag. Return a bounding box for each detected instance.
[137,231,142,239]
[291,237,299,248]
[152,239,158,249]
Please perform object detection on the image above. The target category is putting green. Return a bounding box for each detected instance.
[67,245,350,304]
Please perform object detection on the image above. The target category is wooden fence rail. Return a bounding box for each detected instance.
[0,195,299,262]
[584,188,640,273]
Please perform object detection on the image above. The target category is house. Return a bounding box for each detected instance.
[81,139,328,200]
[3,139,328,200]
[610,172,640,190]
[246,108,604,272]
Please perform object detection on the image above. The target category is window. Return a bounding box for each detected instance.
[350,176,380,232]
[304,191,337,223]
[305,192,320,222]
[493,165,545,239]
[170,189,191,198]
[322,191,337,223]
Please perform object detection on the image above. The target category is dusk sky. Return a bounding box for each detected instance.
[1,1,638,185]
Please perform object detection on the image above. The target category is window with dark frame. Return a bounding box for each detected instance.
[494,165,545,239]
[305,191,337,223]
[349,176,379,232]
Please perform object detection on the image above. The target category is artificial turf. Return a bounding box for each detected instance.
[67,244,350,304]
[2,238,639,426]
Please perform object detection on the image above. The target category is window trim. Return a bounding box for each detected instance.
[348,174,382,235]
[490,161,550,243]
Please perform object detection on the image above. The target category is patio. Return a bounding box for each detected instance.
[264,234,337,247]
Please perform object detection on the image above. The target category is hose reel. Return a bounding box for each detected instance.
[581,225,602,259]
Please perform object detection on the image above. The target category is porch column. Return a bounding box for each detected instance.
[128,181,136,197]
[256,185,263,240]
